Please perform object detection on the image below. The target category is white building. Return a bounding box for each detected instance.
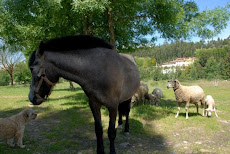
[160,57,196,74]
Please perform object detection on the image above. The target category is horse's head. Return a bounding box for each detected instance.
[28,46,56,105]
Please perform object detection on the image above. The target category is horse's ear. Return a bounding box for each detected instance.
[37,41,45,57]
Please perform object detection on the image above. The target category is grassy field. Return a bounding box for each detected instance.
[0,80,230,153]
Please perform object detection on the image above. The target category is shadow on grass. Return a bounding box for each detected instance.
[130,99,177,121]
[115,118,170,153]
[0,107,25,117]
[1,88,173,153]
[52,87,82,92]
[161,99,205,118]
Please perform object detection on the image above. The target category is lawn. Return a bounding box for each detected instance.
[0,80,229,153]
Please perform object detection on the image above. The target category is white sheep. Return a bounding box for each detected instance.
[131,82,149,106]
[205,95,218,117]
[167,79,205,119]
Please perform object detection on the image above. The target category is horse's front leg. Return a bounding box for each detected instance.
[89,100,104,154]
[108,106,118,154]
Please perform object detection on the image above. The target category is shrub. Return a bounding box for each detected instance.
[0,71,10,86]
[14,62,31,84]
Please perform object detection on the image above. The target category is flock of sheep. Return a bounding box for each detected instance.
[131,79,218,119]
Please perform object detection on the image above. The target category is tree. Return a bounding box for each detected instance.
[225,52,230,79]
[205,57,220,80]
[0,0,230,55]
[0,45,24,85]
[0,70,10,86]
[14,61,31,84]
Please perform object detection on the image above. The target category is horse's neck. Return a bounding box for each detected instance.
[45,51,89,85]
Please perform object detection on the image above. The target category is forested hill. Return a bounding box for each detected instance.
[131,36,230,64]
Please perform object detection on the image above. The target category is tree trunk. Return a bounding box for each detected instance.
[87,14,93,35]
[82,14,93,35]
[10,73,13,86]
[69,81,75,91]
[106,7,116,47]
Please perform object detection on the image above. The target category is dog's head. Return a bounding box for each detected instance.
[22,108,37,122]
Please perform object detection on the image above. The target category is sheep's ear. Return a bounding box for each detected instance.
[174,80,177,85]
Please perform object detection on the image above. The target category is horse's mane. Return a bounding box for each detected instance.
[29,35,114,66]
[38,35,114,54]
[29,51,36,67]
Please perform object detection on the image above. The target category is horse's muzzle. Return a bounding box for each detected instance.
[28,92,43,105]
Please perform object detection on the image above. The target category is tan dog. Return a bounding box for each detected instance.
[0,108,37,148]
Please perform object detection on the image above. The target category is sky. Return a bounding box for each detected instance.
[155,0,230,45]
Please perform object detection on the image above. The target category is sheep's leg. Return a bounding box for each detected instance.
[201,100,205,116]
[143,97,145,105]
[204,104,208,116]
[175,103,181,118]
[195,104,199,115]
[214,107,218,117]
[7,138,15,147]
[185,102,189,120]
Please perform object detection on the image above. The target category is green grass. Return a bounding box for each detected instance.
[0,80,230,153]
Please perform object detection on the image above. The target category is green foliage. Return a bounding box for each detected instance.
[135,57,155,67]
[1,0,230,54]
[195,46,228,67]
[224,52,230,78]
[0,71,10,86]
[133,36,230,81]
[72,0,109,14]
[204,56,224,80]
[14,61,31,83]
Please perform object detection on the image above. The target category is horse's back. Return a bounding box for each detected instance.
[70,48,139,105]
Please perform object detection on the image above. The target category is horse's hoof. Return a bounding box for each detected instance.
[124,132,130,137]
[117,125,122,129]
[117,125,123,132]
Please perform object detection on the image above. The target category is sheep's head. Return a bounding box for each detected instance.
[205,108,214,117]
[149,94,160,106]
[131,94,138,106]
[167,79,179,89]
[148,94,156,105]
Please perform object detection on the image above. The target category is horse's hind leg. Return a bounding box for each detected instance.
[118,99,131,136]
[108,105,118,154]
[89,100,104,154]
[124,100,131,136]
[117,107,123,131]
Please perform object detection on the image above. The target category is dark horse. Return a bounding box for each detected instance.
[28,35,140,154]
